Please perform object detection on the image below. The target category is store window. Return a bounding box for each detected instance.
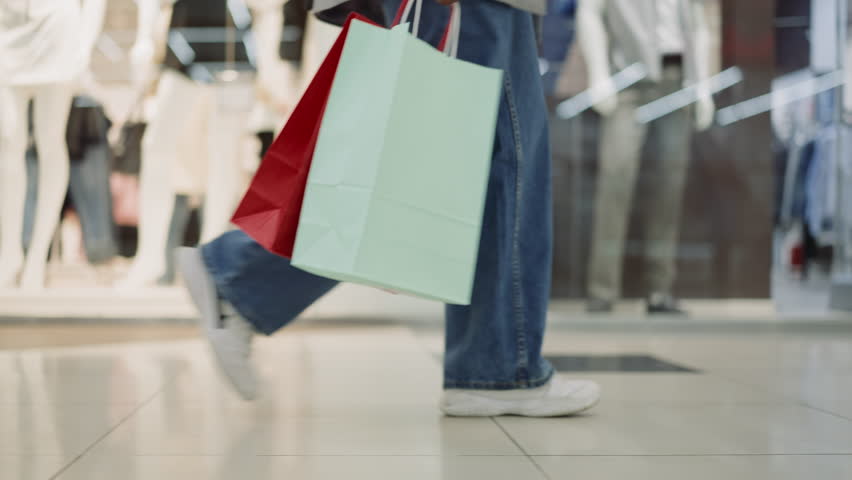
[0,0,849,319]
[542,0,850,315]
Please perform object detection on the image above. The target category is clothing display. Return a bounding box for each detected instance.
[23,97,117,265]
[587,64,692,302]
[600,0,699,84]
[112,122,147,175]
[310,0,546,17]
[776,88,839,249]
[163,0,253,79]
[804,128,837,245]
[281,0,309,61]
[0,0,84,85]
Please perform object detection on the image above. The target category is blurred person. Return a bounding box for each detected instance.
[178,0,601,417]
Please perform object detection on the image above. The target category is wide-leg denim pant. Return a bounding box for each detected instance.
[203,0,554,390]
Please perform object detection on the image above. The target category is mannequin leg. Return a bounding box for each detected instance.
[200,98,247,243]
[642,67,692,297]
[0,87,30,287]
[19,84,74,289]
[586,86,649,303]
[120,71,198,288]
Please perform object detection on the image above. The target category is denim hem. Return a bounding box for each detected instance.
[200,245,276,336]
[443,366,554,391]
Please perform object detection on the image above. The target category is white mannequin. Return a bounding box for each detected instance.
[120,0,207,287]
[247,0,298,119]
[0,0,106,289]
[204,0,295,240]
[121,0,292,287]
[577,0,715,128]
[578,0,716,310]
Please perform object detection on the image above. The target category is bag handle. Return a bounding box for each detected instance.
[391,0,461,58]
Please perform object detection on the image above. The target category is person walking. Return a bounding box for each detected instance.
[178,0,601,417]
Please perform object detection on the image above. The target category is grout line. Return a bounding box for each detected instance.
[47,387,167,480]
[796,403,852,422]
[490,418,552,480]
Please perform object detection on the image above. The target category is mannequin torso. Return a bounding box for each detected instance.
[577,0,714,127]
[0,0,106,289]
[656,0,685,55]
[0,0,83,85]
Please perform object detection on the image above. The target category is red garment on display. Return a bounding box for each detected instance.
[231,14,378,258]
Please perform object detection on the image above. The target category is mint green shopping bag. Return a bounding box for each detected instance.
[290,7,502,305]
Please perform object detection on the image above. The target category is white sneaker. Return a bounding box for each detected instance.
[177,247,258,400]
[440,375,601,417]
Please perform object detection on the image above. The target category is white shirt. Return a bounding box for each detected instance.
[0,0,84,86]
[656,0,685,55]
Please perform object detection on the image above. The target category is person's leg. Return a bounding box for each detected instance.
[586,86,648,305]
[182,230,336,399]
[69,141,118,265]
[201,230,338,335]
[382,0,553,390]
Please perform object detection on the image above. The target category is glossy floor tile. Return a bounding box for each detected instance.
[0,456,66,480]
[2,322,852,479]
[709,368,852,419]
[56,455,546,480]
[534,455,852,480]
[0,404,138,457]
[498,404,852,455]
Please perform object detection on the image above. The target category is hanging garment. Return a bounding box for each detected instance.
[0,0,84,85]
[281,0,309,61]
[804,127,838,246]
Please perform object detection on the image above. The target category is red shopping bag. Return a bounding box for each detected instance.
[231,14,379,258]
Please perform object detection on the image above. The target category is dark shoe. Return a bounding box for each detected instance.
[646,293,688,315]
[586,298,614,313]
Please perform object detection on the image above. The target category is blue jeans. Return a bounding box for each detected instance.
[203,0,554,390]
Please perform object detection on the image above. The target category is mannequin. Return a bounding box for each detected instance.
[577,0,715,313]
[121,0,292,287]
[0,0,106,289]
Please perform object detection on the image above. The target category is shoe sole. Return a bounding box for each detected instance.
[441,383,601,418]
[177,247,256,401]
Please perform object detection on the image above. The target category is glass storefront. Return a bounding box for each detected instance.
[0,0,849,318]
[542,0,851,315]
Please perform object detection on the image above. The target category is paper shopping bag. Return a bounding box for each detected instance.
[231,14,378,258]
[291,15,503,305]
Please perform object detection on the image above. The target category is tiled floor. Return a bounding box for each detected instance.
[2,321,852,479]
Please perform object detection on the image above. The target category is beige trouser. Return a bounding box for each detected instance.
[587,65,692,302]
